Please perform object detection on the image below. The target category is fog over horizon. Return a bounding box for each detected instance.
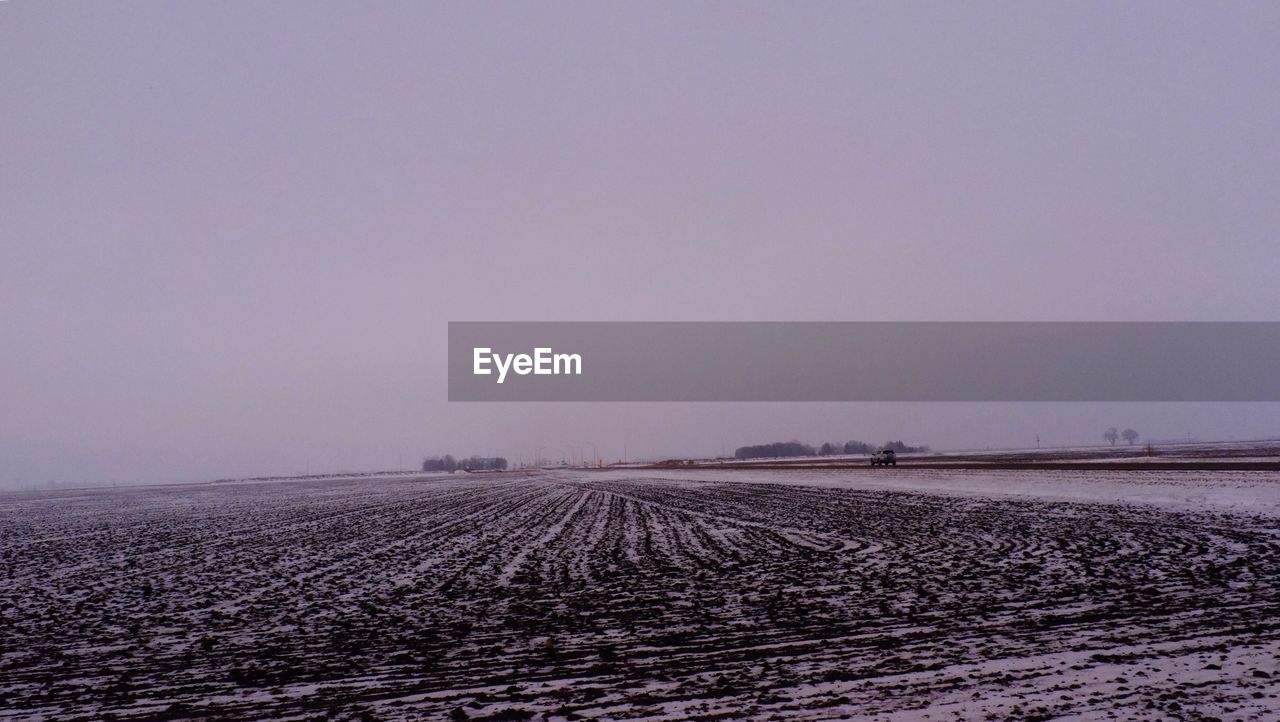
[4,2,1279,487]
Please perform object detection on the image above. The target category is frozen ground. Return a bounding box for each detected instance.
[603,467,1280,516]
[2,468,1279,721]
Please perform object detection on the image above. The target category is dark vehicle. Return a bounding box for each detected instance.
[870,449,897,466]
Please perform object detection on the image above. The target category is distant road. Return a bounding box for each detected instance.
[675,460,1280,472]
[640,440,1280,472]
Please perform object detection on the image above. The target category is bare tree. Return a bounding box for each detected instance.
[1122,428,1138,445]
[1104,427,1119,445]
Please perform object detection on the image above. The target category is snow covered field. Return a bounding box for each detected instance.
[2,468,1279,720]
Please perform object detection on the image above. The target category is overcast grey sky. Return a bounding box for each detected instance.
[3,2,1278,485]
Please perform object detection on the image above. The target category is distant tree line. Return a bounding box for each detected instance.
[880,440,930,453]
[734,439,929,460]
[734,441,815,459]
[1104,427,1140,445]
[422,455,508,472]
